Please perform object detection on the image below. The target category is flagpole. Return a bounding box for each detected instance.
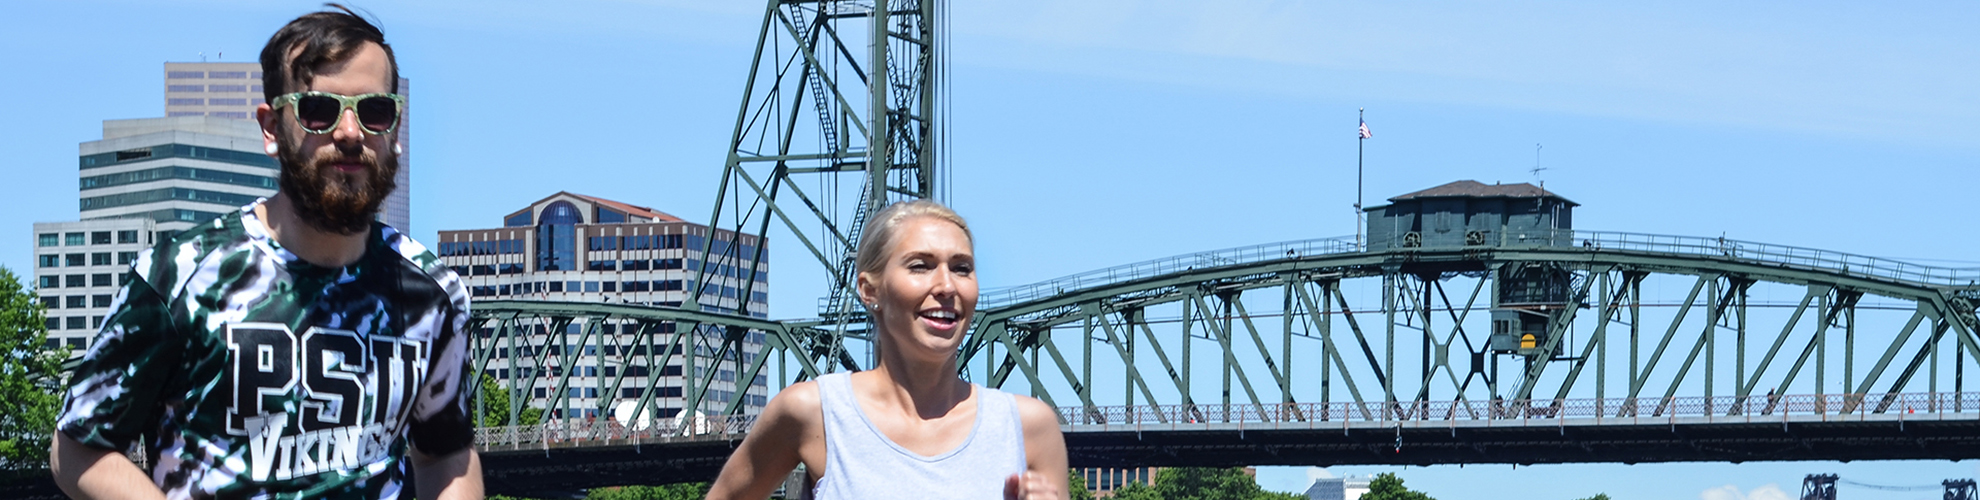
[1356,108,1364,251]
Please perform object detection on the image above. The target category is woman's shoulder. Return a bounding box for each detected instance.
[762,379,826,424]
[981,389,1060,430]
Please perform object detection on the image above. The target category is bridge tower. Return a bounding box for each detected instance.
[695,0,947,371]
[1363,180,1582,399]
[1801,474,1838,500]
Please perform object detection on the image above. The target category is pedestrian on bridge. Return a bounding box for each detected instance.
[49,6,481,500]
[707,200,1069,500]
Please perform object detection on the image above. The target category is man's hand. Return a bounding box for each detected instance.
[1005,472,1065,500]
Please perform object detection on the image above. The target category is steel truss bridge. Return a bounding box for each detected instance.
[469,229,1980,494]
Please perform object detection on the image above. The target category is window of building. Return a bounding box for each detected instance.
[40,276,59,288]
[655,280,684,291]
[93,295,112,307]
[601,282,616,292]
[621,259,649,271]
[206,84,247,92]
[92,316,104,328]
[498,263,524,274]
[40,297,57,309]
[117,230,139,244]
[166,71,205,79]
[208,111,249,119]
[504,211,532,227]
[208,71,247,79]
[536,201,581,271]
[498,284,511,295]
[67,316,87,330]
[167,85,204,92]
[597,208,626,224]
[588,236,617,251]
[167,98,205,106]
[656,258,683,270]
[118,274,132,286]
[587,260,616,271]
[207,98,249,106]
[39,255,58,268]
[38,233,58,247]
[92,232,112,244]
[66,254,84,266]
[91,253,112,266]
[66,233,84,246]
[117,252,137,265]
[92,274,112,287]
[584,281,600,293]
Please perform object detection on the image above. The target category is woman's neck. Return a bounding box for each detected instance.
[866,338,970,419]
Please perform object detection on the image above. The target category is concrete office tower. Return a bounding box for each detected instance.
[29,221,154,350]
[438,192,771,420]
[31,115,274,350]
[163,62,412,231]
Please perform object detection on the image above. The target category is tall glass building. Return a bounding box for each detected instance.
[438,192,771,421]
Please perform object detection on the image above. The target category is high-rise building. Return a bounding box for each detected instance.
[437,192,771,420]
[31,115,275,349]
[163,62,412,231]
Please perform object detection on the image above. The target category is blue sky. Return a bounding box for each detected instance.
[5,1,1978,498]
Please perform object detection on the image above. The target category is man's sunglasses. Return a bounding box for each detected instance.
[270,91,406,135]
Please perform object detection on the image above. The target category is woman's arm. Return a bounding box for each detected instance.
[706,381,824,500]
[1007,395,1068,500]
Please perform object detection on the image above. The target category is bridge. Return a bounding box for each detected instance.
[466,228,1980,494]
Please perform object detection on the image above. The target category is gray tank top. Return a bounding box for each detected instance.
[812,372,1028,500]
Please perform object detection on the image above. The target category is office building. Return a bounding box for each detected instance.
[30,221,155,350]
[163,62,412,231]
[1081,467,1163,498]
[437,192,770,420]
[31,115,274,349]
[1304,475,1373,500]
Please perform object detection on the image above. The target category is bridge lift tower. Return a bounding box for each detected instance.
[693,0,947,373]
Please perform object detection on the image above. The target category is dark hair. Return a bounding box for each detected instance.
[259,3,399,103]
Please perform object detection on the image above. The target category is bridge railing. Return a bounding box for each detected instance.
[972,230,1978,312]
[1057,391,1980,426]
[978,236,1362,309]
[475,414,759,449]
[1515,229,1980,287]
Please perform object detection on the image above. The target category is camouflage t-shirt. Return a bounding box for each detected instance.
[58,200,474,500]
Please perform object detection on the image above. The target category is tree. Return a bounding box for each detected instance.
[1068,468,1095,500]
[1152,467,1301,500]
[0,266,60,470]
[476,373,543,427]
[1109,481,1162,500]
[583,483,708,500]
[1362,472,1435,500]
[1576,494,1612,500]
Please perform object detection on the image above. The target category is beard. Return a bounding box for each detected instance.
[275,132,399,235]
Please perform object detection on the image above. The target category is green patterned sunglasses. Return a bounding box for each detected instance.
[270,91,406,135]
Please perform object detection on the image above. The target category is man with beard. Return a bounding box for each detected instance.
[50,6,482,500]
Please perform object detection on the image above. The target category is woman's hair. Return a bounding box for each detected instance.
[854,199,972,277]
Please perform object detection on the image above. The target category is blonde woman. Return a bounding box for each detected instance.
[707,200,1067,499]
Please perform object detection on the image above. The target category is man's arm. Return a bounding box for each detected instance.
[51,432,166,500]
[411,446,482,500]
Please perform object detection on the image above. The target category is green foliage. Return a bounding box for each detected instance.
[1109,481,1163,500]
[1069,468,1095,500]
[1148,467,1302,500]
[1362,472,1436,500]
[583,483,708,500]
[1576,494,1612,500]
[0,266,61,470]
[477,373,543,427]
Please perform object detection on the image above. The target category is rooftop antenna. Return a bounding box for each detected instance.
[199,52,205,62]
[1530,143,1547,192]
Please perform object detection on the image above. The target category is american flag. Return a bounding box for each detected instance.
[1358,120,1372,139]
